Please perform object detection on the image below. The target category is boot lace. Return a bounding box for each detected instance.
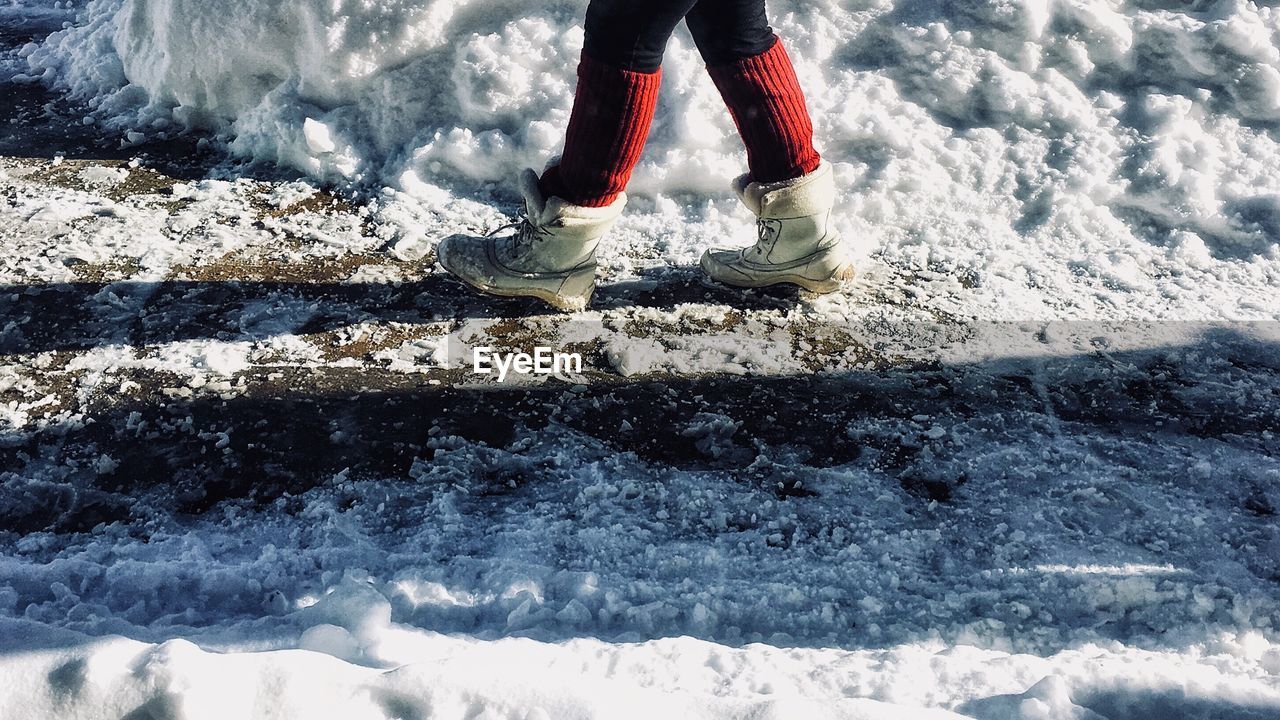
[754,218,782,256]
[489,213,553,258]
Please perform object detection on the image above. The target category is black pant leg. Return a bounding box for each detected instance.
[584,0,701,72]
[685,0,776,66]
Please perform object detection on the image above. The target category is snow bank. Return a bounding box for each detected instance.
[19,0,1280,321]
[2,630,985,720]
[25,0,598,186]
[3,618,1279,720]
[19,1,1280,228]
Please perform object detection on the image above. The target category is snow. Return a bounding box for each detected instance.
[1,0,1280,718]
[4,314,1280,717]
[15,0,1280,321]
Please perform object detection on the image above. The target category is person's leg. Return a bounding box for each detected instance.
[683,0,775,68]
[685,0,821,183]
[435,0,698,312]
[539,0,697,207]
[688,0,852,293]
[581,0,693,73]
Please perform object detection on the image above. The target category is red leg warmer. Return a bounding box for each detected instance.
[540,53,662,207]
[706,37,822,184]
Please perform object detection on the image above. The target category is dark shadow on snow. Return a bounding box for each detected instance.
[1,323,1278,654]
[1072,688,1280,720]
[4,327,1276,524]
[0,274,809,355]
[961,684,1280,720]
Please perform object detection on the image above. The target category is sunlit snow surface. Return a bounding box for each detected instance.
[1,0,1280,718]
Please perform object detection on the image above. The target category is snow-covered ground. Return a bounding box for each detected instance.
[2,0,1280,718]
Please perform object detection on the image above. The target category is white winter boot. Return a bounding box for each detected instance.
[700,160,854,293]
[436,168,625,312]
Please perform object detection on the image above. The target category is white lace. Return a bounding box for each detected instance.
[754,218,782,255]
[489,213,553,257]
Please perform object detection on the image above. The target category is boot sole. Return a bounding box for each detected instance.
[459,276,593,312]
[437,249,593,312]
[701,256,856,294]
